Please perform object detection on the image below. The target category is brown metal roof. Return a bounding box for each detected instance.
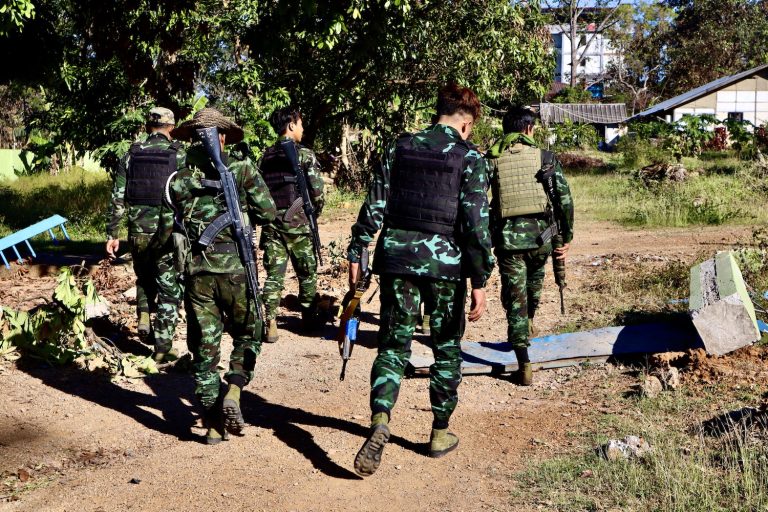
[539,102,628,124]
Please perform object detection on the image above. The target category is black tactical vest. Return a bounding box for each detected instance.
[125,141,181,206]
[384,135,469,236]
[260,145,298,210]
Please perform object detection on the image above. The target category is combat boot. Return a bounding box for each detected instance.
[354,412,390,477]
[429,428,459,458]
[421,314,431,336]
[152,347,179,364]
[203,408,229,445]
[137,312,151,336]
[265,319,279,343]
[222,384,245,435]
[515,362,533,386]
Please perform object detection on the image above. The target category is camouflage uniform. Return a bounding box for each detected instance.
[258,137,324,319]
[165,144,276,409]
[487,133,574,349]
[347,124,494,428]
[106,132,186,353]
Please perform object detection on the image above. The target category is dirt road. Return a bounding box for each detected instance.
[0,214,750,511]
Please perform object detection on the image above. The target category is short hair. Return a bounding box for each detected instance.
[435,83,482,120]
[269,107,302,136]
[502,106,538,134]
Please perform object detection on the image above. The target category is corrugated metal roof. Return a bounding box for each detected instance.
[539,103,627,124]
[632,63,768,120]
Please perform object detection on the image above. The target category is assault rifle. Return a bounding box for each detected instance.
[281,140,324,266]
[535,152,567,315]
[337,248,373,381]
[196,127,264,323]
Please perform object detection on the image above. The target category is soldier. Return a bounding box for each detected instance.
[347,84,494,476]
[164,108,276,444]
[105,107,186,362]
[259,107,324,342]
[485,106,574,386]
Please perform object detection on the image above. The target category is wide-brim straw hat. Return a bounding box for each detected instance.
[172,108,244,144]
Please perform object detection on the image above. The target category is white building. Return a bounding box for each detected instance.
[632,64,768,126]
[550,24,620,85]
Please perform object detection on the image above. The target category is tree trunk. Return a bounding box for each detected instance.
[570,5,579,88]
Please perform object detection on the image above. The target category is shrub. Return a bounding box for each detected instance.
[550,119,599,152]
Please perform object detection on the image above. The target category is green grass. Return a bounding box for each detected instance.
[570,170,768,228]
[0,167,111,242]
[515,380,768,511]
[324,186,365,212]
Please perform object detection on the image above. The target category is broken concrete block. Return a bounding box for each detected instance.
[653,366,681,390]
[641,375,663,398]
[600,436,652,461]
[689,251,760,356]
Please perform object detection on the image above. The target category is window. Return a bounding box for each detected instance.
[728,112,744,122]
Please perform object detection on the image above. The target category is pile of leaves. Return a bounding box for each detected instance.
[0,267,157,378]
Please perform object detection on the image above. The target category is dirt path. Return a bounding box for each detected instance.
[0,213,753,511]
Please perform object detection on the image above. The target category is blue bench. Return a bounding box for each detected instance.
[0,215,70,269]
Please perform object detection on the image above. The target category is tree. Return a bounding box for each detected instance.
[0,0,34,36]
[543,0,627,88]
[0,1,555,168]
[603,1,673,115]
[661,0,768,98]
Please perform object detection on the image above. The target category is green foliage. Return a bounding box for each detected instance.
[0,267,158,376]
[614,136,672,169]
[550,86,594,104]
[0,0,34,35]
[1,0,555,167]
[549,119,599,152]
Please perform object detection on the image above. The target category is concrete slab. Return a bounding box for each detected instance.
[407,322,700,376]
[689,251,760,355]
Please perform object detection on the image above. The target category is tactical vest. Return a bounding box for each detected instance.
[494,144,550,219]
[384,135,468,236]
[125,141,181,206]
[260,146,298,210]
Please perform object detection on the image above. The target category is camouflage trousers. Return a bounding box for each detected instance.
[370,274,466,429]
[495,242,552,349]
[129,234,183,352]
[186,272,263,409]
[260,228,317,319]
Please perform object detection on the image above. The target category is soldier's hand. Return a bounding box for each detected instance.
[554,242,570,261]
[348,261,360,291]
[468,288,486,322]
[106,239,120,259]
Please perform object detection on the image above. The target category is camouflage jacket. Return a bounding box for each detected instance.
[105,132,186,240]
[486,133,574,251]
[164,144,276,275]
[258,137,324,235]
[347,124,495,289]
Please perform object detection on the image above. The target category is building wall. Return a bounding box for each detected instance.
[672,71,768,125]
[551,28,619,83]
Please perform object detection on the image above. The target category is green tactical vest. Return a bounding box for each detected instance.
[493,143,549,219]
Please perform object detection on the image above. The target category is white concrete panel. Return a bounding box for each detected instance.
[673,108,694,121]
[717,102,737,112]
[756,113,768,126]
[736,102,755,112]
[718,91,737,102]
[694,108,715,115]
[757,91,768,102]
[743,112,756,124]
[737,91,756,102]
